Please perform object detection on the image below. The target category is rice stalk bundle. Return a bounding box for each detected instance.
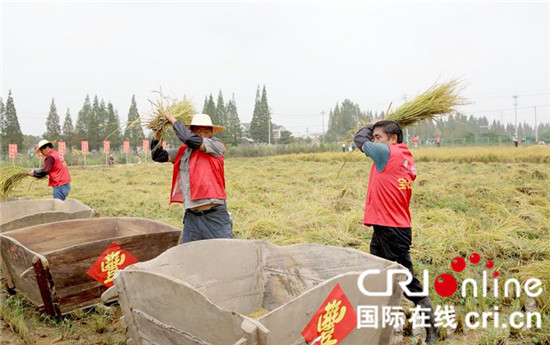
[385,79,467,127]
[146,92,195,142]
[0,166,31,200]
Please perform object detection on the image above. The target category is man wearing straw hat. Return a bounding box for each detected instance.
[354,121,439,344]
[151,113,233,243]
[28,139,72,201]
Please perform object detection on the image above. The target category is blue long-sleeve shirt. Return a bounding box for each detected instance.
[362,141,390,173]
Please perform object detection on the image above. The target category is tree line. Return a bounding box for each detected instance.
[323,100,550,143]
[1,87,549,157]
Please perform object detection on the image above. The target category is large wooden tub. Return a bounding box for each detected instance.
[107,239,406,345]
[0,198,95,232]
[0,217,181,316]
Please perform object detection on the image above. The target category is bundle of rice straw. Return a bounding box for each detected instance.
[146,92,195,142]
[385,79,467,127]
[0,166,32,200]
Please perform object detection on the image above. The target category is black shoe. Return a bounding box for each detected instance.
[416,296,440,344]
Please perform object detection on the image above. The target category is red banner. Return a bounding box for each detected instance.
[58,141,66,155]
[8,144,17,158]
[142,139,149,152]
[162,140,167,150]
[86,242,138,287]
[302,284,357,345]
[123,140,130,153]
[103,140,110,153]
[81,141,89,154]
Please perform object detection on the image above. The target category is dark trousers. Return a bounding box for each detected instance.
[182,205,233,243]
[370,225,424,304]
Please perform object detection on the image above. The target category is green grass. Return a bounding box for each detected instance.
[1,147,549,344]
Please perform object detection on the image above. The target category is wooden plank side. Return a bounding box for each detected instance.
[0,236,44,306]
[32,256,61,316]
[45,232,180,314]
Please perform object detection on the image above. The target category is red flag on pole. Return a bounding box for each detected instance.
[8,144,17,158]
[58,141,66,155]
[103,140,110,153]
[142,139,149,152]
[81,141,89,154]
[301,284,357,345]
[86,242,138,287]
[123,140,130,153]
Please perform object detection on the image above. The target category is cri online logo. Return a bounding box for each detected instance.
[358,253,543,299]
[434,253,497,297]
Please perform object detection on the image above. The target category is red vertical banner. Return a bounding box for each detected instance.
[58,141,66,155]
[142,139,149,152]
[103,140,111,153]
[162,140,167,150]
[8,144,17,158]
[123,140,130,153]
[81,141,89,154]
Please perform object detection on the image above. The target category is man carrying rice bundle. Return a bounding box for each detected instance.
[151,113,233,243]
[28,139,72,201]
[354,121,439,344]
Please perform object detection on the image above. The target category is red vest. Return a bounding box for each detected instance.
[46,149,71,187]
[364,143,417,227]
[170,144,227,204]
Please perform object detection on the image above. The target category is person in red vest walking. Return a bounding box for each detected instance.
[412,134,419,148]
[354,121,438,344]
[28,139,72,201]
[151,113,233,243]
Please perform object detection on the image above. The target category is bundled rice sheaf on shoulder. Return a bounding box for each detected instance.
[384,79,467,127]
[146,93,196,144]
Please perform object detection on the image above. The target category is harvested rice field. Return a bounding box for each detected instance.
[1,146,549,344]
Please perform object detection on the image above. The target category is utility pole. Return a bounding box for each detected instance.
[321,111,325,143]
[513,94,518,136]
[268,112,271,145]
[403,94,409,144]
[534,106,538,143]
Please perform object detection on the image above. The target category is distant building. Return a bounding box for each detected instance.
[240,122,287,142]
[272,124,287,141]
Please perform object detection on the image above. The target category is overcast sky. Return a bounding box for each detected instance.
[1,0,549,137]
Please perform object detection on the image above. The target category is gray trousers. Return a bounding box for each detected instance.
[182,205,233,243]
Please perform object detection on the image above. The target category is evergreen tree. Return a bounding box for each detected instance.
[0,98,5,152]
[225,94,242,145]
[123,95,144,147]
[249,86,263,142]
[62,109,75,149]
[45,98,62,140]
[76,95,92,144]
[105,102,122,150]
[202,97,208,114]
[1,90,24,155]
[97,99,109,142]
[260,86,273,144]
[215,91,229,141]
[86,95,102,150]
[203,94,216,120]
[249,85,273,143]
[279,130,293,144]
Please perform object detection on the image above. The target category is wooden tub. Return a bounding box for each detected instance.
[107,239,406,345]
[0,217,181,316]
[0,198,95,232]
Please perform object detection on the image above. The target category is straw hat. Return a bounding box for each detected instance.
[187,114,225,132]
[34,139,57,154]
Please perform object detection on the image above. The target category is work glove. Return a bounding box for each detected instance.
[354,124,374,152]
[151,139,169,162]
